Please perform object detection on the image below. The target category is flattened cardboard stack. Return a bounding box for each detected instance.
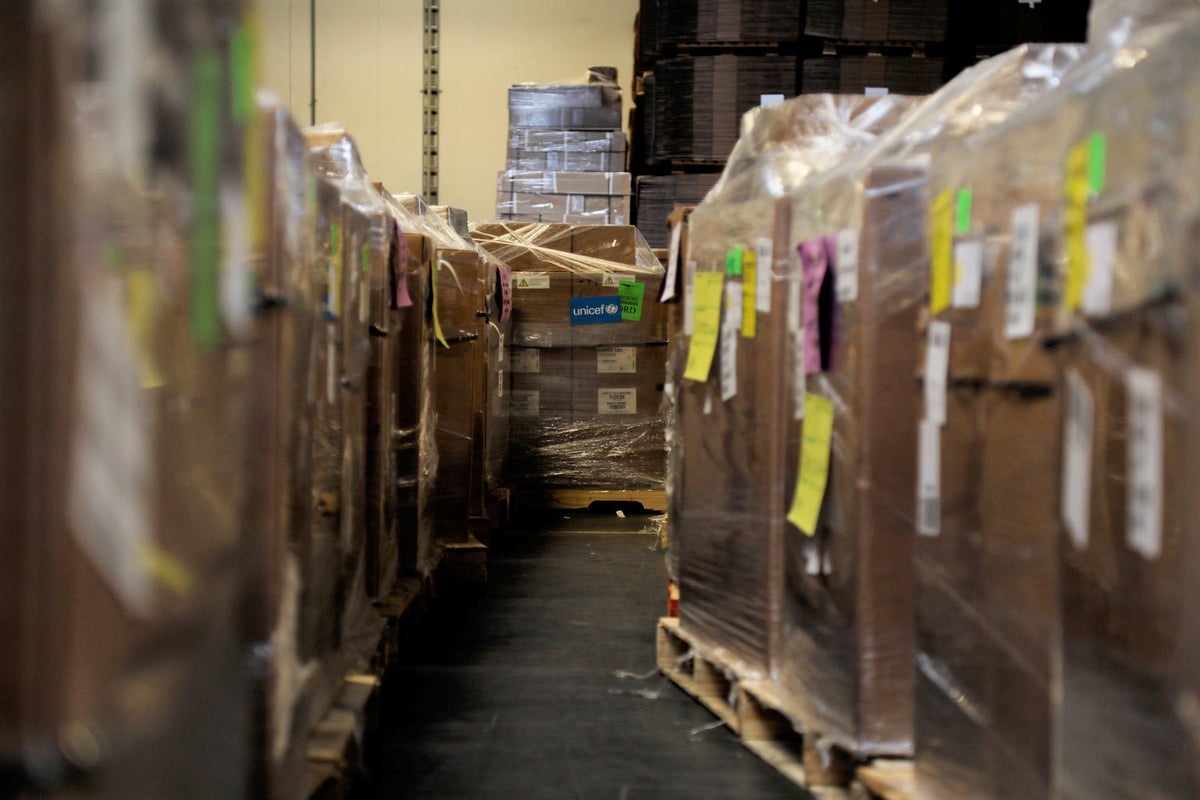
[634,173,720,248]
[659,0,803,44]
[498,73,632,226]
[473,222,668,489]
[800,55,945,96]
[652,55,798,163]
[804,0,950,42]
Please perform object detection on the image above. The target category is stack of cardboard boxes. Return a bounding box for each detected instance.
[497,73,633,225]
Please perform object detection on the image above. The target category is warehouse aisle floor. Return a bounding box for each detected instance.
[373,512,807,799]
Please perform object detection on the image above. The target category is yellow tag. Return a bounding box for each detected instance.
[787,393,835,536]
[683,272,725,382]
[138,545,196,598]
[929,188,953,315]
[125,269,165,388]
[1063,138,1092,311]
[742,250,757,339]
[432,259,449,348]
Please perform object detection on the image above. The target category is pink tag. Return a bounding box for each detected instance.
[394,224,413,309]
[497,263,512,323]
[799,237,829,375]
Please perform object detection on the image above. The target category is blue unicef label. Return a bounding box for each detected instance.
[569,295,622,325]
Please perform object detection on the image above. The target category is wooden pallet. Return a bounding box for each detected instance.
[851,759,916,800]
[519,487,667,512]
[656,618,855,798]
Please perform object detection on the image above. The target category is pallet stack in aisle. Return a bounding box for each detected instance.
[634,173,720,249]
[660,2,1200,797]
[473,222,668,494]
[496,70,632,225]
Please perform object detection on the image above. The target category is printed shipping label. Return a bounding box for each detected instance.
[1005,203,1040,340]
[510,348,541,374]
[721,283,742,401]
[1081,220,1117,317]
[756,237,773,312]
[510,389,540,416]
[1062,370,1093,550]
[951,239,984,309]
[619,280,645,321]
[598,388,637,415]
[512,272,551,290]
[597,346,636,374]
[1126,367,1163,559]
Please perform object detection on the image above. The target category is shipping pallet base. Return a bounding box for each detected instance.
[307,674,380,800]
[657,617,864,798]
[517,487,667,513]
[850,759,915,800]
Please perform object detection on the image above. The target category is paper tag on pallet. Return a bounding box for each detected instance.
[1081,220,1118,317]
[917,418,941,537]
[755,237,773,312]
[720,283,742,401]
[683,261,698,336]
[1005,203,1040,340]
[660,222,682,303]
[1126,367,1163,559]
[1062,370,1093,550]
[835,228,859,303]
[598,388,637,415]
[512,272,551,290]
[951,239,983,309]
[923,321,951,425]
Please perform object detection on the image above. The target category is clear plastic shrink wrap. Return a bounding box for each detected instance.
[18,3,262,795]
[675,94,914,678]
[507,70,623,131]
[473,222,668,489]
[773,45,1084,759]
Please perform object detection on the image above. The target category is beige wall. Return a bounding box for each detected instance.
[256,0,637,221]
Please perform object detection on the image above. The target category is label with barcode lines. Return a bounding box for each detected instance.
[924,321,951,426]
[1126,367,1163,559]
[917,419,941,536]
[1006,203,1040,339]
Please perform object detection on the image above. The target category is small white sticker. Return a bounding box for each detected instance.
[951,239,984,309]
[1126,367,1163,559]
[1006,203,1040,340]
[703,384,714,416]
[924,321,951,426]
[1081,221,1118,316]
[917,419,941,536]
[684,261,697,336]
[865,87,889,96]
[720,283,742,402]
[755,237,773,312]
[597,346,636,374]
[760,93,785,106]
[598,388,637,415]
[1062,370,1093,550]
[600,273,622,288]
[512,272,551,290]
[662,222,682,303]
[497,369,504,398]
[510,348,541,374]
[510,389,540,415]
[836,228,859,303]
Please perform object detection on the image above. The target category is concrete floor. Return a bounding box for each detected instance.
[372,512,808,799]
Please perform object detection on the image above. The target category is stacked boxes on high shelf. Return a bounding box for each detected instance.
[663,2,1200,797]
[473,222,668,491]
[497,71,632,225]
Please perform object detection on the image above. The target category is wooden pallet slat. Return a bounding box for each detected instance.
[519,487,667,512]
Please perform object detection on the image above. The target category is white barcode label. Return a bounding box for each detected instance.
[1126,367,1163,559]
[512,272,551,290]
[1062,370,1093,550]
[1006,203,1040,340]
[510,348,541,374]
[924,321,951,425]
[684,261,697,336]
[951,239,983,309]
[836,228,859,302]
[721,283,742,402]
[1082,221,1118,316]
[756,237,773,312]
[597,346,636,373]
[661,222,682,303]
[510,389,540,416]
[917,419,941,536]
[598,388,637,415]
[496,369,504,398]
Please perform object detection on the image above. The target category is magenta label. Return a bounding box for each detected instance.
[799,237,829,375]
[394,224,413,308]
[498,263,512,323]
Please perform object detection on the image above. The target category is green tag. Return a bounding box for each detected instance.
[619,279,645,321]
[955,188,972,235]
[229,20,255,123]
[188,50,222,349]
[726,246,743,277]
[1088,132,1106,196]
